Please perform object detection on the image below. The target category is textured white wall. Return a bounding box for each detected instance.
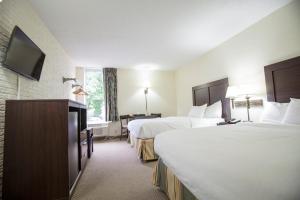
[0,0,75,194]
[175,0,300,121]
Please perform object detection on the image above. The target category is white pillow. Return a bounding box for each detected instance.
[204,101,222,118]
[188,104,207,118]
[260,101,289,124]
[282,98,300,125]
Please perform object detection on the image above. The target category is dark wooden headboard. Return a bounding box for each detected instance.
[192,78,231,121]
[265,56,300,103]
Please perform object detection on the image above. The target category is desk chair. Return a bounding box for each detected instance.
[119,115,130,140]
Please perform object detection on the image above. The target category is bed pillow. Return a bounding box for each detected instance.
[260,101,289,124]
[188,104,207,118]
[282,98,300,125]
[204,101,222,118]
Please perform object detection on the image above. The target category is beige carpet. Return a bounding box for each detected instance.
[72,139,167,200]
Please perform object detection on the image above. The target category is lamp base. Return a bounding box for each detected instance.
[245,96,251,122]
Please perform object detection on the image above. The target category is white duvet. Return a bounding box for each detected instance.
[127,116,223,139]
[154,123,300,200]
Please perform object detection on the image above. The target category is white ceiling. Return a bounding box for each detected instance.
[29,0,292,70]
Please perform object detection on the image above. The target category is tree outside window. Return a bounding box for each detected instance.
[85,69,105,122]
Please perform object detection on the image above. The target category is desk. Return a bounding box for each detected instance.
[129,114,161,120]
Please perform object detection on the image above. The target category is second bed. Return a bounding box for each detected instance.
[128,78,231,161]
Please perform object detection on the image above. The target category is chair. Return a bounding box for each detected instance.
[119,115,130,140]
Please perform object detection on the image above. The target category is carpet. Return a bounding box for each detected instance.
[72,139,167,200]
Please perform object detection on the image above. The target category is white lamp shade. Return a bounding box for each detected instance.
[143,81,151,88]
[226,86,239,98]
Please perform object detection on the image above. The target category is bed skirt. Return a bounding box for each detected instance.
[130,133,158,161]
[153,159,198,200]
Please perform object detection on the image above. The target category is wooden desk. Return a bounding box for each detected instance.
[129,114,161,120]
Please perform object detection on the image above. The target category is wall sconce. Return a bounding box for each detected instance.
[62,77,77,83]
[63,77,88,96]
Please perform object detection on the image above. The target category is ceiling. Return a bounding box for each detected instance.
[29,0,292,70]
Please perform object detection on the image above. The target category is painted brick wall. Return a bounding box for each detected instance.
[0,0,76,196]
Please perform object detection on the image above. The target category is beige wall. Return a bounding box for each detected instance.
[0,0,75,193]
[175,0,300,121]
[74,68,177,137]
[118,69,177,117]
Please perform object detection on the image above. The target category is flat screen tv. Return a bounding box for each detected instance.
[3,26,46,81]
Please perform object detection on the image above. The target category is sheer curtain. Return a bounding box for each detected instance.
[103,68,119,121]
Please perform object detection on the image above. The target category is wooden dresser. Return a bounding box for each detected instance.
[3,99,87,200]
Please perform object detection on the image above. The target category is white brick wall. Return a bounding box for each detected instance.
[0,0,76,196]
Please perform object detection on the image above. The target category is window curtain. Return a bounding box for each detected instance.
[103,68,119,121]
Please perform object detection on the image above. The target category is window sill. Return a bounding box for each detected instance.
[87,120,112,128]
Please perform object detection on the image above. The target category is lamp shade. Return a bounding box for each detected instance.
[73,86,88,96]
[226,86,239,98]
[143,81,150,88]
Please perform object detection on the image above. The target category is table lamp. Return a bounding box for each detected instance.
[226,86,239,109]
[143,81,150,115]
[239,85,255,122]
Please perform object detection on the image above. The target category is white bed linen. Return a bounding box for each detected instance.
[127,117,224,139]
[154,123,300,200]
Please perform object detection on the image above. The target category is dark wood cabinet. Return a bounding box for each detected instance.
[3,99,87,200]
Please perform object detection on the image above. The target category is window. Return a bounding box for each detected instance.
[85,69,105,123]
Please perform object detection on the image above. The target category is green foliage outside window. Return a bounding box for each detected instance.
[85,70,104,119]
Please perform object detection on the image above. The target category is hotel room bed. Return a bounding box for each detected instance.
[153,56,300,200]
[128,78,231,161]
[153,123,300,200]
[128,117,224,161]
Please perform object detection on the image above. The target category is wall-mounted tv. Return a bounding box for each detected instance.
[3,26,46,81]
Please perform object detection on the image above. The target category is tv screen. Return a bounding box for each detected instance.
[3,26,46,81]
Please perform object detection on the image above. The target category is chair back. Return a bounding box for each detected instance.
[119,115,129,127]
